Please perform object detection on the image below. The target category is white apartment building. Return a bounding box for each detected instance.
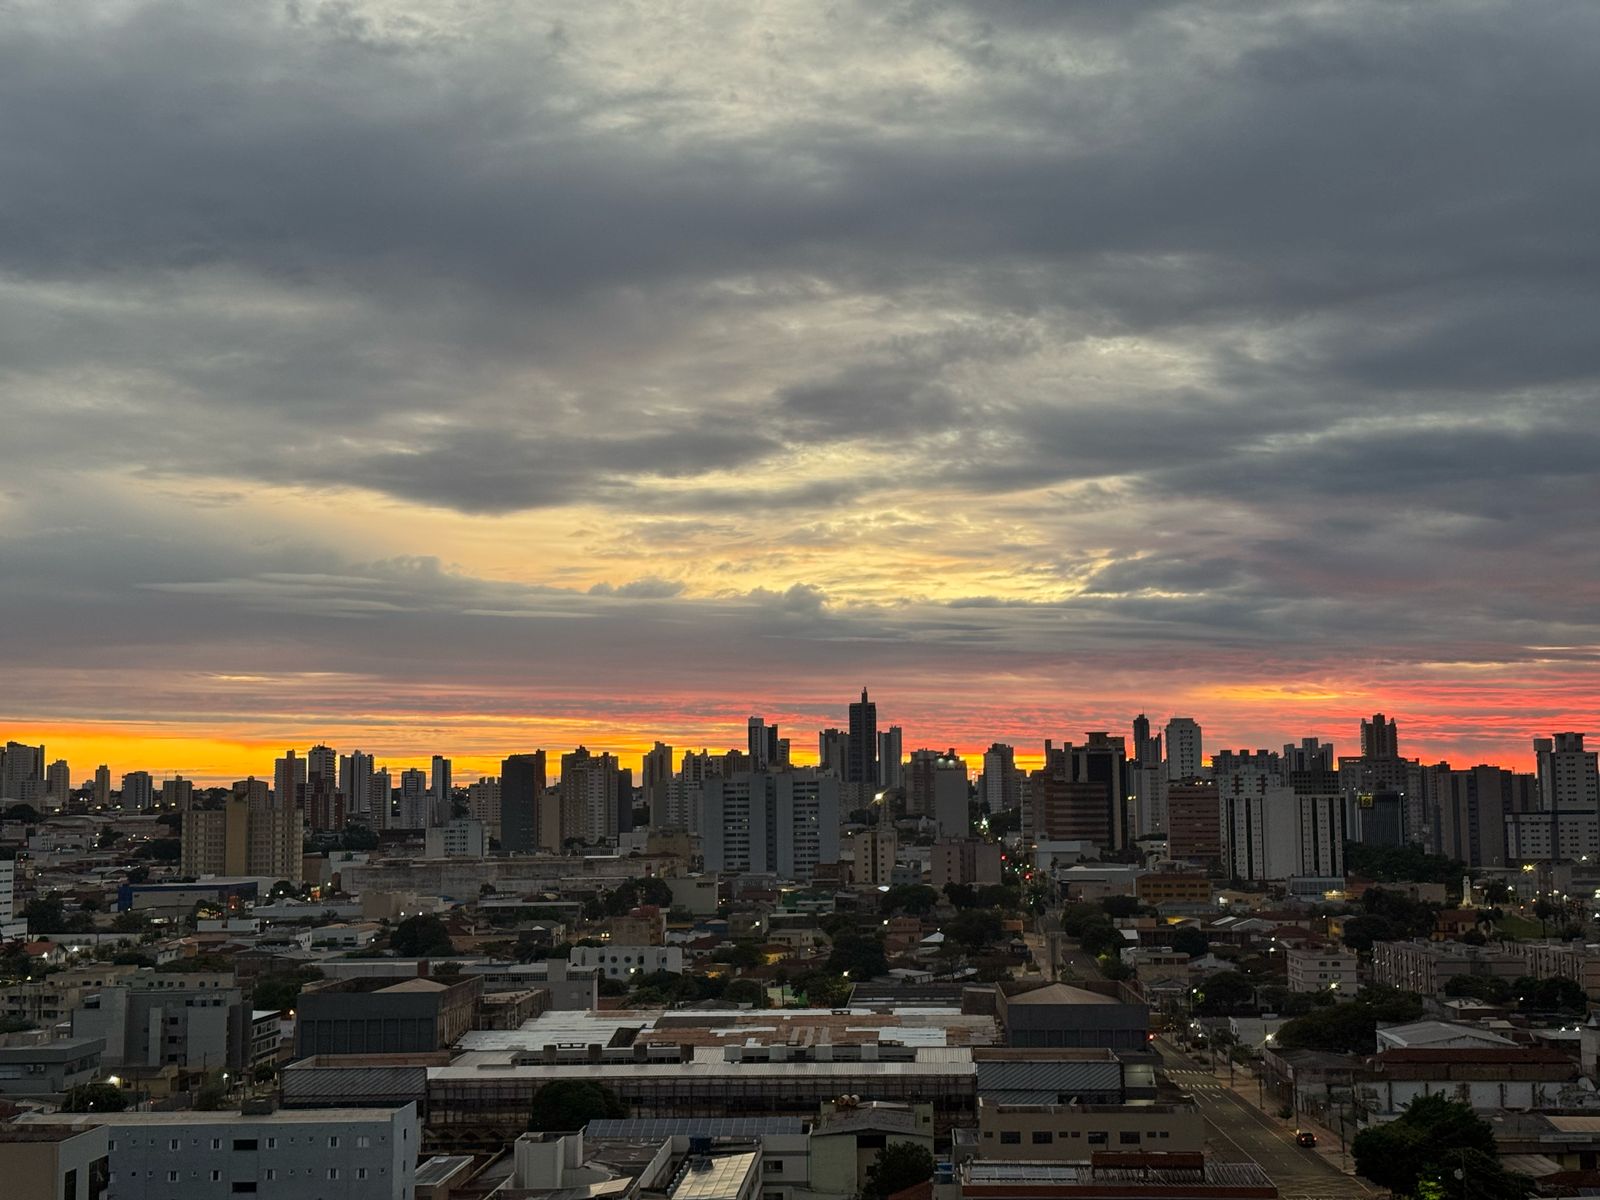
[23,1104,419,1200]
[570,944,686,979]
[423,818,486,859]
[1284,945,1359,994]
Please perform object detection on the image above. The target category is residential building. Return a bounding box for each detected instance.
[0,858,21,939]
[1424,763,1532,868]
[1031,734,1128,852]
[273,751,306,811]
[570,945,685,980]
[878,726,904,790]
[0,1038,105,1098]
[747,717,780,770]
[847,688,878,788]
[430,754,452,826]
[72,979,250,1072]
[466,776,502,838]
[120,770,154,812]
[1536,732,1598,811]
[1505,807,1600,863]
[701,770,840,882]
[1523,941,1600,1000]
[849,828,896,887]
[642,742,675,828]
[909,748,969,837]
[818,729,849,779]
[93,764,111,808]
[397,767,430,830]
[1361,713,1399,759]
[1164,718,1203,783]
[1165,780,1221,868]
[46,758,73,807]
[1283,946,1359,994]
[560,745,626,845]
[340,749,376,818]
[0,1124,109,1200]
[1368,940,1525,996]
[500,752,547,854]
[22,1106,418,1200]
[162,775,193,812]
[0,741,45,804]
[1135,872,1211,908]
[981,744,1021,813]
[422,818,486,858]
[932,840,1003,889]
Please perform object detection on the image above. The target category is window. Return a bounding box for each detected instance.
[1000,1131,1021,1145]
[167,1172,180,1183]
[328,1136,340,1149]
[169,1139,180,1151]
[233,1139,258,1151]
[211,1139,222,1150]
[764,1161,783,1174]
[328,1168,340,1180]
[1088,1132,1107,1145]
[1119,1132,1140,1145]
[982,1131,994,1139]
[231,1184,258,1194]
[1031,1132,1052,1145]
[211,1170,223,1181]
[357,1169,369,1180]
[266,1138,277,1150]
[264,1170,277,1181]
[356,1135,370,1149]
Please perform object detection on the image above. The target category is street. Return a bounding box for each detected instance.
[1156,1039,1374,1200]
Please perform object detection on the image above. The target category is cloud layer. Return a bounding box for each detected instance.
[3,0,1598,778]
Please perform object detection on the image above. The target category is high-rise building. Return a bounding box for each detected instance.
[120,770,154,812]
[371,767,392,827]
[818,729,849,778]
[701,769,840,881]
[1425,764,1532,869]
[304,744,343,831]
[1166,779,1222,867]
[642,742,674,827]
[430,755,452,826]
[307,743,337,789]
[1535,733,1598,811]
[45,758,72,808]
[162,775,194,811]
[847,688,878,787]
[849,827,896,886]
[908,748,968,836]
[559,746,624,844]
[1221,781,1300,881]
[273,750,306,809]
[93,765,111,808]
[1164,718,1202,782]
[1030,733,1128,851]
[500,752,547,854]
[181,776,299,882]
[339,750,375,817]
[1283,738,1334,772]
[397,768,430,829]
[1289,770,1346,878]
[0,742,45,804]
[747,717,780,770]
[1361,713,1400,759]
[1132,714,1161,767]
[878,726,904,790]
[467,776,502,838]
[1129,718,1165,837]
[980,743,1021,813]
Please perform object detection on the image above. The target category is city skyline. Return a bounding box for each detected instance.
[3,700,1585,786]
[4,3,1599,784]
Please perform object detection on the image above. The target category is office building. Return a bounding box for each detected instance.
[701,769,840,881]
[847,688,877,787]
[22,1107,418,1200]
[1163,718,1202,782]
[500,752,547,854]
[120,770,154,812]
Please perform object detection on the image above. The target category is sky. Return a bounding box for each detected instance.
[3,0,1598,784]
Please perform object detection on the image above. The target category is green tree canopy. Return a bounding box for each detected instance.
[1442,974,1511,1004]
[1193,971,1256,1016]
[62,1082,128,1113]
[1274,987,1425,1053]
[252,966,325,1011]
[881,884,940,916]
[1353,1095,1528,1200]
[390,913,454,957]
[862,1142,935,1200]
[1171,928,1209,958]
[948,908,1004,951]
[828,932,889,980]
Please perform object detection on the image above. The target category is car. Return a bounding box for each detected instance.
[1295,1131,1317,1148]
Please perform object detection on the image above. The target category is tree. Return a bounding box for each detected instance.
[142,838,181,863]
[1482,881,1510,905]
[22,895,67,932]
[1193,971,1256,1016]
[943,883,978,909]
[3,803,41,824]
[62,1082,128,1113]
[949,909,1004,951]
[828,932,889,980]
[723,979,768,1009]
[390,913,454,957]
[881,884,939,916]
[1171,928,1209,958]
[527,1080,627,1131]
[1275,989,1425,1053]
[1514,975,1587,1014]
[798,971,853,1007]
[253,966,325,1011]
[1100,895,1142,919]
[862,1142,935,1200]
[1353,1095,1526,1200]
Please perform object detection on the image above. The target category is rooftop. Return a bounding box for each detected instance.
[1005,984,1124,1007]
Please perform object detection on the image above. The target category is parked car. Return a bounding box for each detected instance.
[1295,1131,1317,1148]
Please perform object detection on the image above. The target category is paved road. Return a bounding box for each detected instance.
[1157,1040,1374,1200]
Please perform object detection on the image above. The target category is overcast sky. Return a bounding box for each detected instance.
[3,0,1597,780]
